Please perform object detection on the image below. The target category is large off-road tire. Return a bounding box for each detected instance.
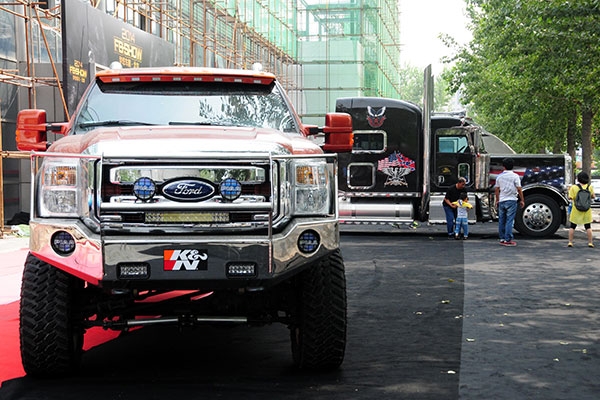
[515,194,562,238]
[20,253,85,377]
[290,249,347,370]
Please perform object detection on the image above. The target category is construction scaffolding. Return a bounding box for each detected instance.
[102,0,302,91]
[0,0,303,112]
[0,1,64,109]
[296,0,402,124]
[1,0,403,117]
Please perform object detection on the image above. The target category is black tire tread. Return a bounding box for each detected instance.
[292,249,347,370]
[19,253,83,377]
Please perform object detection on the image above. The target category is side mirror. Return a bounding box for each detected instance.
[321,112,353,153]
[16,109,49,151]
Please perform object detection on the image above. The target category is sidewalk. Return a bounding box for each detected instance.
[0,235,29,305]
[343,207,600,236]
[0,235,29,253]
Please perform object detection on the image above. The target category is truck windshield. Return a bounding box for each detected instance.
[72,80,299,135]
[436,128,471,153]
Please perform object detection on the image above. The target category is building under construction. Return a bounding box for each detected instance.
[0,0,403,223]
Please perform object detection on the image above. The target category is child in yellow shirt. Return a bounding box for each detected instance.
[452,192,473,239]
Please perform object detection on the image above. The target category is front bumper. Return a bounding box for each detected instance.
[29,218,339,289]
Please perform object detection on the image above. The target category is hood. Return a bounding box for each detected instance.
[47,125,323,157]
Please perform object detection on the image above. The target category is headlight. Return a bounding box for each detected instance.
[38,157,91,218]
[292,159,331,216]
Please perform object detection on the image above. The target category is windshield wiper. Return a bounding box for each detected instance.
[78,120,157,128]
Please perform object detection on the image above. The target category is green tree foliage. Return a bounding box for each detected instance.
[444,0,600,174]
[398,63,453,111]
[398,64,424,105]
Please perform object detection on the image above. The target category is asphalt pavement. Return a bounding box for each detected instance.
[0,213,599,399]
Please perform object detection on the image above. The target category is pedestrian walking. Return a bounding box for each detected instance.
[443,177,467,239]
[494,158,524,246]
[452,192,473,239]
[567,171,595,248]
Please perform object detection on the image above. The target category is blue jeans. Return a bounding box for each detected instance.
[443,205,456,236]
[454,217,469,237]
[498,200,518,241]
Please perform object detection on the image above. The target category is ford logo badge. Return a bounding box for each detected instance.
[161,178,215,202]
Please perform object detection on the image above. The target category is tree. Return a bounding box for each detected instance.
[445,0,600,175]
[398,63,453,111]
[398,64,424,105]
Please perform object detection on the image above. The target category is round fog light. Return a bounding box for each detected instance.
[220,178,242,202]
[133,177,156,201]
[51,231,76,255]
[298,230,320,253]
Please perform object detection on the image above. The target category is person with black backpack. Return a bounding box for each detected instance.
[568,171,595,248]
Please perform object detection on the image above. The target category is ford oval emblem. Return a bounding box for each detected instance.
[161,178,216,202]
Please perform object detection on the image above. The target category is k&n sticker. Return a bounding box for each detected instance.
[164,249,208,271]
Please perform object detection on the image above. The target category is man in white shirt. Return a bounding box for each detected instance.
[494,158,525,246]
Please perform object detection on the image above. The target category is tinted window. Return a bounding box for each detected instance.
[73,80,299,134]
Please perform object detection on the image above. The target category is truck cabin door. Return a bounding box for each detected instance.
[432,127,475,190]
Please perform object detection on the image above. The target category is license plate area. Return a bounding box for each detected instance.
[103,240,270,281]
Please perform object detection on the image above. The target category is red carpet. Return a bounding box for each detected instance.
[0,244,133,385]
[0,299,120,385]
[0,301,24,383]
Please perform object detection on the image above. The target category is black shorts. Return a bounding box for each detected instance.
[570,222,591,230]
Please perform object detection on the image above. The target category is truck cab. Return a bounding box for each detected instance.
[334,97,489,225]
[427,114,491,223]
[335,97,423,223]
[430,115,490,195]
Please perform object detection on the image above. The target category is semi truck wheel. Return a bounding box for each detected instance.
[515,194,562,237]
[20,253,84,377]
[290,249,347,370]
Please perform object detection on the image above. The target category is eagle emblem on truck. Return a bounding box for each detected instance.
[377,151,415,186]
[367,106,386,128]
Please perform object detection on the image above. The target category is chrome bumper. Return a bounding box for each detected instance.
[28,218,339,287]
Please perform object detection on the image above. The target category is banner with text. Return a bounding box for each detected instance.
[62,0,174,113]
